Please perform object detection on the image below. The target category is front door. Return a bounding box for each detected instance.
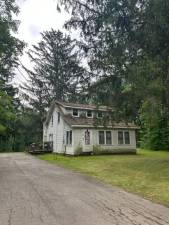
[83,129,93,152]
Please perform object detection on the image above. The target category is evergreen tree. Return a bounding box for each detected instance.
[23,29,90,120]
[0,0,24,151]
[58,0,169,149]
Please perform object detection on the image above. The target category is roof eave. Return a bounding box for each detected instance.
[71,125,140,129]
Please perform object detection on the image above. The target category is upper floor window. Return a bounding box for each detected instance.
[86,110,93,118]
[73,108,79,117]
[118,131,130,145]
[58,112,60,123]
[97,111,103,118]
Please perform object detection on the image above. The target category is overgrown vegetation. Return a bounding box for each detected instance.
[39,150,169,206]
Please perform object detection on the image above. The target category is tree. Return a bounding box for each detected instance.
[58,0,169,149]
[0,0,24,151]
[22,29,90,120]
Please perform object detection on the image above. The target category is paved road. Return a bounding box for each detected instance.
[0,153,169,225]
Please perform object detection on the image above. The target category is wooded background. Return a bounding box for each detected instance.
[0,0,169,151]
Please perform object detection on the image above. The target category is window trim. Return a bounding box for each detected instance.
[66,130,72,146]
[72,108,79,117]
[124,131,130,145]
[106,131,112,145]
[85,129,91,145]
[98,130,112,145]
[118,130,130,145]
[86,110,93,118]
[99,131,105,145]
[58,112,60,123]
[118,131,124,145]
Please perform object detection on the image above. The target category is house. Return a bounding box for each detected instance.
[43,101,139,155]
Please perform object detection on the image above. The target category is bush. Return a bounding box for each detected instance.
[93,145,102,155]
[74,144,83,156]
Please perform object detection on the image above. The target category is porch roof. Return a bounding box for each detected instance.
[63,115,139,129]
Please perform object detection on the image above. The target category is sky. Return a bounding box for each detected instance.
[14,0,70,86]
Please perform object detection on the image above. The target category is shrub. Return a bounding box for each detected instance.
[74,144,83,156]
[93,145,103,155]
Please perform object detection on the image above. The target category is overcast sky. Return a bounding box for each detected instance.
[14,0,70,86]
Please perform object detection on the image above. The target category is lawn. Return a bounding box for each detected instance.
[39,150,169,206]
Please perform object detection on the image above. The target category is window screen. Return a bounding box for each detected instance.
[99,131,105,144]
[124,131,130,144]
[118,131,124,144]
[73,109,78,116]
[106,131,112,145]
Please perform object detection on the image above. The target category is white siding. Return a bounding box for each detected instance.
[72,128,137,155]
[44,104,137,155]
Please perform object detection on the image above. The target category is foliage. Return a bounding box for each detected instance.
[13,107,42,151]
[93,145,102,155]
[57,0,169,150]
[74,143,83,155]
[22,29,91,121]
[0,0,24,151]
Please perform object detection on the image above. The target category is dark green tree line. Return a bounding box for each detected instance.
[57,0,169,150]
[0,0,24,151]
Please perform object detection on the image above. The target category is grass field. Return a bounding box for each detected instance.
[39,150,169,206]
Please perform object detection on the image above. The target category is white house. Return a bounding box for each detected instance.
[43,101,139,155]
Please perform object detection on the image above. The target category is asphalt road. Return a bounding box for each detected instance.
[0,153,169,225]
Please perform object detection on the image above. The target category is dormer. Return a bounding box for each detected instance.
[72,108,79,117]
[97,111,103,118]
[86,110,93,118]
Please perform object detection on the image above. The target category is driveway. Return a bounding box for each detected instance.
[0,153,169,225]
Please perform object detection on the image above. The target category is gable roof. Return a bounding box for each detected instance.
[55,100,113,111]
[44,100,139,129]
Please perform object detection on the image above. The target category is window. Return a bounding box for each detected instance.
[49,134,53,142]
[99,131,112,145]
[124,131,130,144]
[85,130,90,145]
[106,131,112,145]
[66,131,72,145]
[58,112,60,123]
[73,109,79,117]
[118,131,124,144]
[118,131,130,145]
[51,115,53,126]
[86,110,93,118]
[99,131,105,145]
[97,111,103,118]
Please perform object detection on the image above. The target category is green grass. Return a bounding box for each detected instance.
[39,149,169,206]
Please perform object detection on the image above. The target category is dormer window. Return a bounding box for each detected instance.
[86,110,93,118]
[73,108,79,117]
[97,111,103,118]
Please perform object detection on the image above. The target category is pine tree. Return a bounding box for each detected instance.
[22,29,90,120]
